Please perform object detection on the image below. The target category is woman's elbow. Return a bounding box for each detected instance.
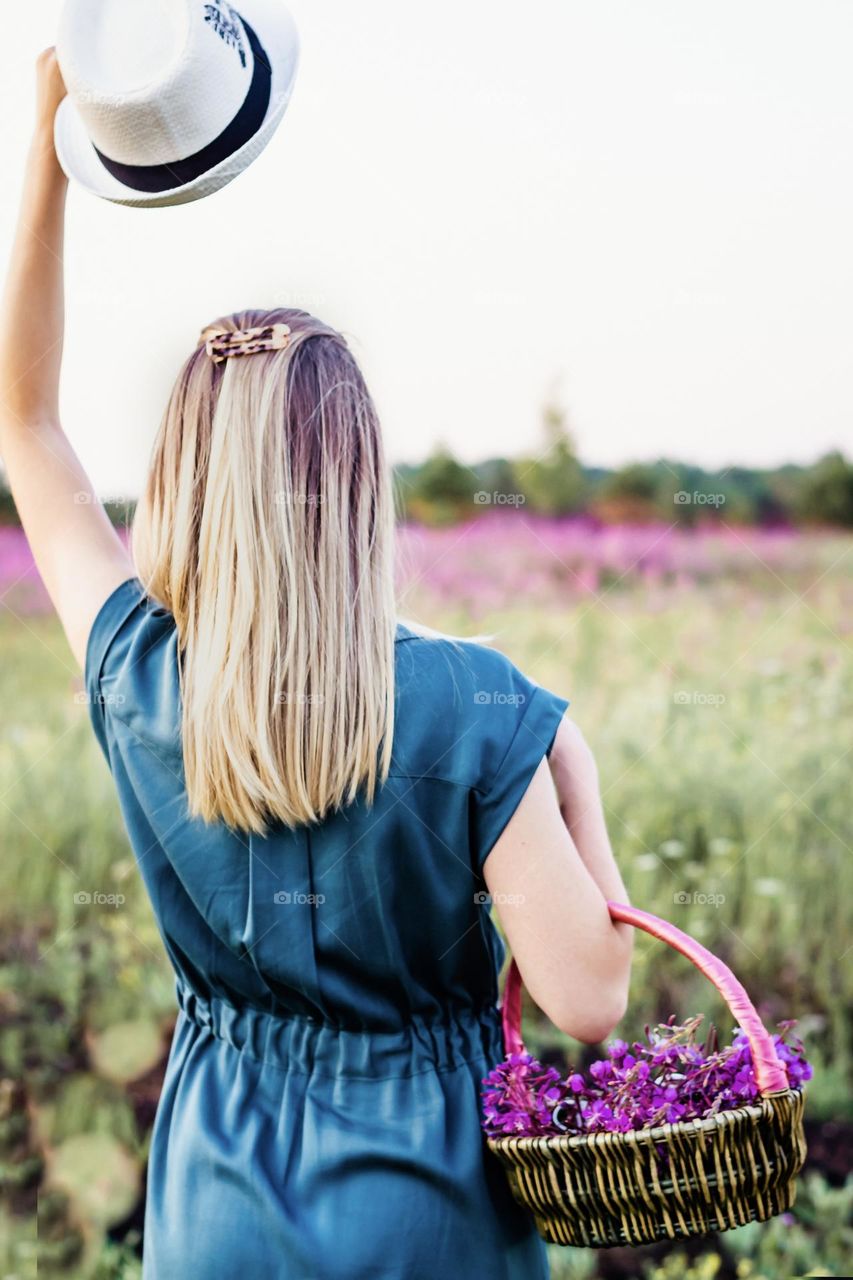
[549,984,629,1046]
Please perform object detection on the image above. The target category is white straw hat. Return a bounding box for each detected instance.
[54,0,300,208]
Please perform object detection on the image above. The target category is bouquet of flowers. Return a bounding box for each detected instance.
[482,1016,812,1140]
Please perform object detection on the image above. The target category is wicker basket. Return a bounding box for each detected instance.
[487,901,807,1249]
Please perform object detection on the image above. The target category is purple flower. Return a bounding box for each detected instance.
[481,1052,578,1137]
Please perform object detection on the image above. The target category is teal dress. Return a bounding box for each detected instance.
[86,580,569,1280]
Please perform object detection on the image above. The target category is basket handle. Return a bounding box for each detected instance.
[501,899,789,1097]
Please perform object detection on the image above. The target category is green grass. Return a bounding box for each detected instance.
[0,551,850,1276]
[417,570,852,1098]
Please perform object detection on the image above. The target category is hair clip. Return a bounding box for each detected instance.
[200,322,292,364]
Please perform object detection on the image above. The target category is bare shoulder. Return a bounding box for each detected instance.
[550,714,598,771]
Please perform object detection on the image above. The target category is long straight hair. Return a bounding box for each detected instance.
[132,308,396,834]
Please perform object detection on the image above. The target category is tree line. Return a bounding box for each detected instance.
[395,412,853,527]
[1,420,851,530]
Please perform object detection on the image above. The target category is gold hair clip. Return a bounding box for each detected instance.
[200,322,292,364]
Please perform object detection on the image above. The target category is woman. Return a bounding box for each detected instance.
[0,53,633,1280]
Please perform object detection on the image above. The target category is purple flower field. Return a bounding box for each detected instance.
[397,516,843,613]
[1,518,843,619]
[0,526,55,614]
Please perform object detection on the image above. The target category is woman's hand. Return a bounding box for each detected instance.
[33,47,67,144]
[29,48,68,183]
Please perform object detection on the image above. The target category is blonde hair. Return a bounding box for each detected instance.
[132,308,396,833]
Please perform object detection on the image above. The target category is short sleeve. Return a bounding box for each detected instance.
[470,667,569,871]
[84,577,149,757]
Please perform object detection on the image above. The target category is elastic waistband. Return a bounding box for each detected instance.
[175,983,504,1079]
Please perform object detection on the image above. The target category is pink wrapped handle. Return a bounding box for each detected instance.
[501,900,790,1097]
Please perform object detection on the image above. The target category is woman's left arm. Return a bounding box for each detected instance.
[0,50,133,669]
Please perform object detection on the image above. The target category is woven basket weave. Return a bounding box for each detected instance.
[487,902,807,1248]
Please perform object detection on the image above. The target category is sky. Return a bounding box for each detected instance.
[3,0,853,498]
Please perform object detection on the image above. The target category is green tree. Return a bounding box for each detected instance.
[796,452,853,527]
[601,463,660,504]
[517,403,584,516]
[405,445,476,525]
[593,462,664,522]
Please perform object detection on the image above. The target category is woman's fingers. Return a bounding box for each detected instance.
[35,47,67,129]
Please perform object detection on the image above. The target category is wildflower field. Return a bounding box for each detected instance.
[0,517,851,1278]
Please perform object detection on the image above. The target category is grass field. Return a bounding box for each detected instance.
[0,519,851,1278]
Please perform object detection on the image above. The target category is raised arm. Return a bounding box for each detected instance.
[483,716,633,1044]
[0,50,132,669]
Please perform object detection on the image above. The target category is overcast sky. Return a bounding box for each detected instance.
[4,1,853,497]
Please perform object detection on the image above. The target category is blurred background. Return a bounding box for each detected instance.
[1,2,851,1278]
